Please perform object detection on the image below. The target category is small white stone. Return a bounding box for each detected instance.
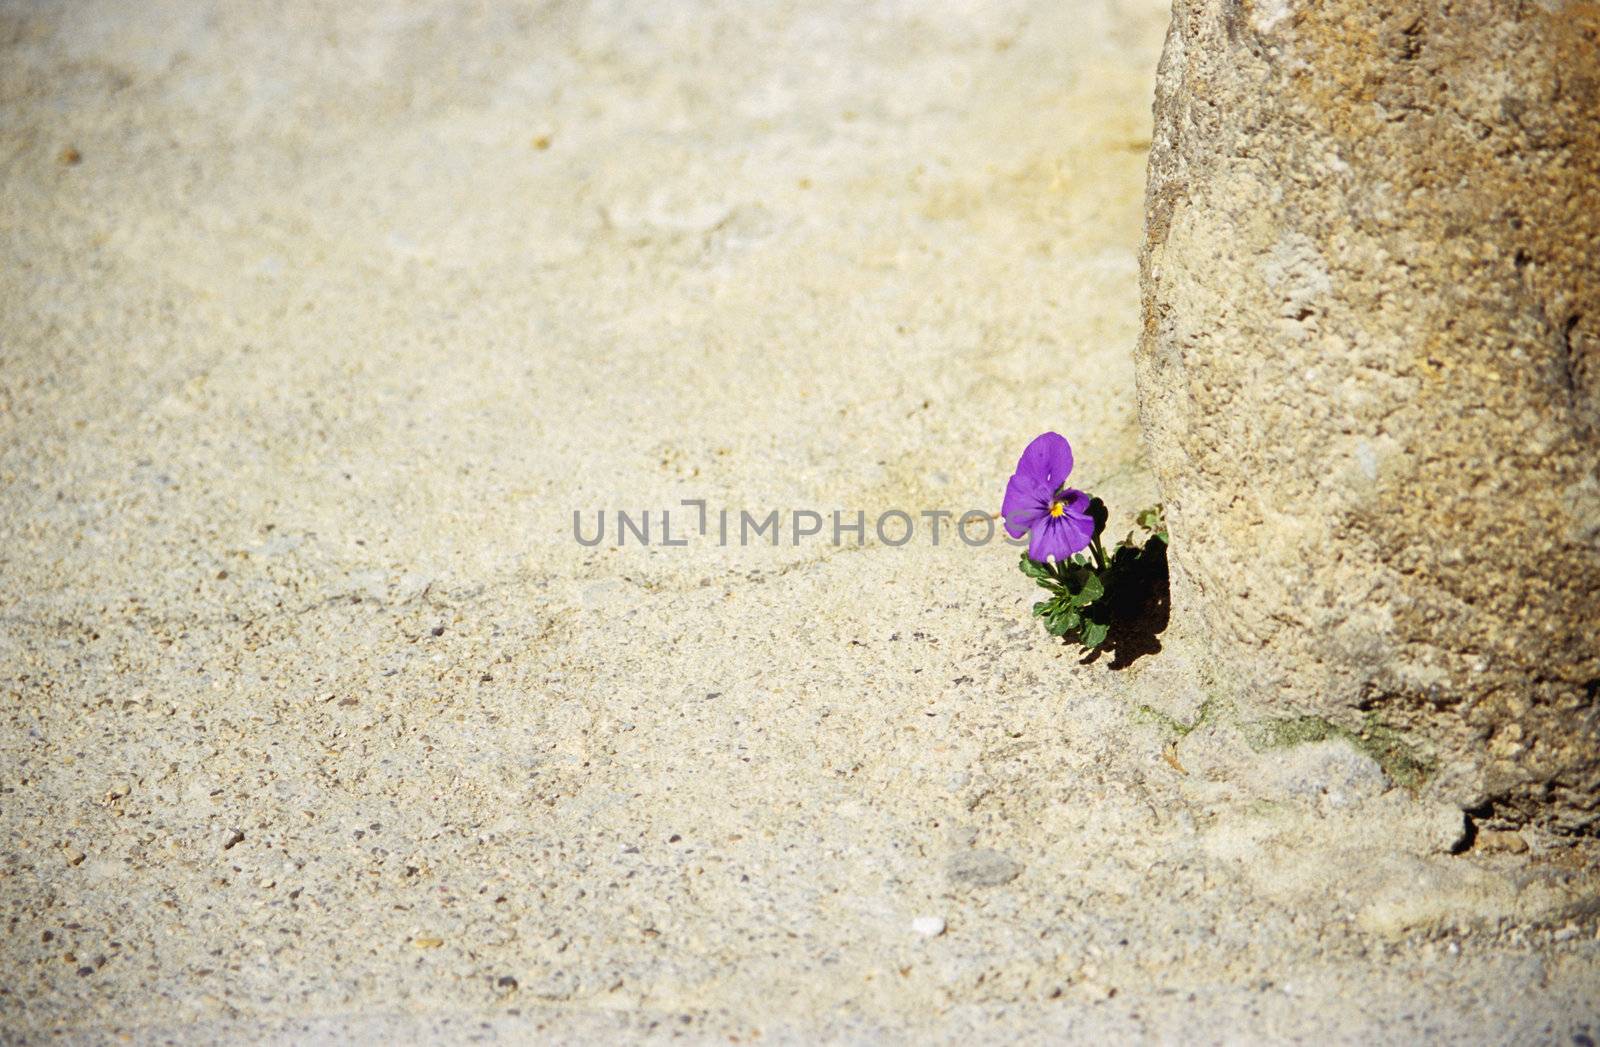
[911,916,946,938]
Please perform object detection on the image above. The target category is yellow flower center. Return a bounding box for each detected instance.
[1049,500,1066,518]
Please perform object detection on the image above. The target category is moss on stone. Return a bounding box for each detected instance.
[1251,714,1436,790]
[1135,693,1221,739]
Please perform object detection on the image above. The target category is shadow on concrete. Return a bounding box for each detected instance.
[1080,539,1170,670]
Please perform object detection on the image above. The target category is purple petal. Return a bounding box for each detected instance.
[1057,488,1091,516]
[1014,432,1074,488]
[1027,518,1076,562]
[1055,495,1097,555]
[1026,490,1096,562]
[1056,513,1095,556]
[1001,474,1052,538]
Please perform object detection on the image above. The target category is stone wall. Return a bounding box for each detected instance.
[1137,0,1600,830]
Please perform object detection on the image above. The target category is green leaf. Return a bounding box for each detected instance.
[1032,600,1052,617]
[1080,618,1110,648]
[1053,563,1104,608]
[1018,554,1052,581]
[1136,505,1167,543]
[1046,606,1081,637]
[1071,571,1105,607]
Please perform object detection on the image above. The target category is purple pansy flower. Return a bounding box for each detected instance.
[1001,432,1095,562]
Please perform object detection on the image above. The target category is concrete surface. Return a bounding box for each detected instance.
[1,1,1596,1042]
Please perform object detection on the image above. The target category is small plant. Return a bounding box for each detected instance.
[1002,432,1168,651]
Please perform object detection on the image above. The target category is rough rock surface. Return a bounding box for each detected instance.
[2,1,1598,1042]
[1137,0,1600,831]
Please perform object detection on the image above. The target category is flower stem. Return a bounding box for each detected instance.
[1090,536,1108,572]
